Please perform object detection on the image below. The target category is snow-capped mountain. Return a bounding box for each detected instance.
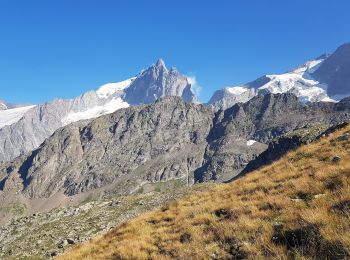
[61,78,135,125]
[124,59,196,105]
[208,55,334,110]
[0,59,196,162]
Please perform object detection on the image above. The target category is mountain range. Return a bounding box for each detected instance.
[0,43,350,199]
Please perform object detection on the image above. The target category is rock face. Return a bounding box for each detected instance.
[0,59,196,162]
[195,94,350,181]
[312,43,350,97]
[1,93,350,199]
[1,97,212,198]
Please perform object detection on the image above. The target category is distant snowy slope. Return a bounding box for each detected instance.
[96,78,136,98]
[62,97,129,125]
[61,78,135,125]
[0,105,36,128]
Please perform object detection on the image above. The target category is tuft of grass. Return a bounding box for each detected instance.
[60,125,350,259]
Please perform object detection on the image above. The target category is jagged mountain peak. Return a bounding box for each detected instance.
[123,59,196,105]
[155,58,166,68]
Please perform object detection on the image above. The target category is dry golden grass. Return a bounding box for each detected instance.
[60,125,350,259]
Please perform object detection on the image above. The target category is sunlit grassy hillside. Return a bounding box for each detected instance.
[60,124,350,259]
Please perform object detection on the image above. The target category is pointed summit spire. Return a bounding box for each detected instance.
[155,58,166,68]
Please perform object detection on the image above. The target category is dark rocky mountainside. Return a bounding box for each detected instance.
[196,94,350,181]
[1,97,213,199]
[1,94,350,199]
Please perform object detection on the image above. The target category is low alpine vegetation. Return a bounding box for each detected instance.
[61,124,350,259]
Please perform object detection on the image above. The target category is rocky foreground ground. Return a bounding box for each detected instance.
[0,179,194,259]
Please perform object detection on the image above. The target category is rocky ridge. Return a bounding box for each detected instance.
[1,93,350,200]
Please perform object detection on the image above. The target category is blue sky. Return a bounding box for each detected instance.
[1,0,350,104]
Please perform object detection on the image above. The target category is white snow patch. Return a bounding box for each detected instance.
[226,86,250,95]
[0,105,36,128]
[62,97,129,125]
[96,78,135,99]
[292,58,324,74]
[246,140,257,146]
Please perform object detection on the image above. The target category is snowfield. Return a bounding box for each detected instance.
[0,105,36,128]
[223,56,336,103]
[246,140,257,146]
[96,78,135,99]
[62,97,129,125]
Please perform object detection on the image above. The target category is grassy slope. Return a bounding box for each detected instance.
[60,124,350,259]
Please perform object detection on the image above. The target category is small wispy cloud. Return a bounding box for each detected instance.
[186,75,201,98]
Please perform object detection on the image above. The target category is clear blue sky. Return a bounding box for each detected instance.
[1,0,350,104]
